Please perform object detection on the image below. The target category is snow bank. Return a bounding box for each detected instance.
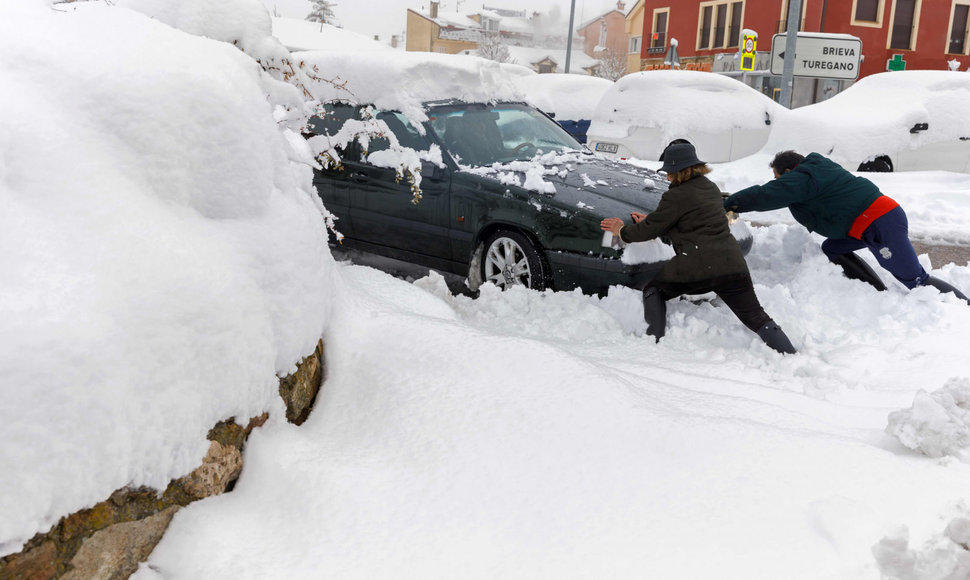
[873,519,970,580]
[887,378,970,459]
[0,0,332,556]
[512,73,613,120]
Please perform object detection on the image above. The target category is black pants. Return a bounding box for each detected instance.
[649,273,772,332]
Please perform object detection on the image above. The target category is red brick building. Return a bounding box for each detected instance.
[577,1,630,60]
[635,0,970,104]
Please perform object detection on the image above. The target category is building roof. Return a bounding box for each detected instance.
[505,46,599,74]
[271,17,390,52]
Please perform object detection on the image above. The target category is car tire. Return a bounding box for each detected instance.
[481,230,549,291]
[858,156,893,172]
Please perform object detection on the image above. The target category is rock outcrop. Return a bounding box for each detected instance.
[0,339,325,580]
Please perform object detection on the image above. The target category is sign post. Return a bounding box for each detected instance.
[769,33,863,80]
[778,0,802,108]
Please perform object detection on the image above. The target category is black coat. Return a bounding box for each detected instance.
[620,174,749,283]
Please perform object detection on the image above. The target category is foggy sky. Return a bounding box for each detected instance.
[262,0,623,45]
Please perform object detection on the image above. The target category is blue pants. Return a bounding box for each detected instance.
[821,206,929,289]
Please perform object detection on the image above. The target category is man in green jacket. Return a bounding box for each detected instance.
[723,151,968,303]
[601,142,796,354]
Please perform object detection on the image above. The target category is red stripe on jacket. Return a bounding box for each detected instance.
[848,195,899,239]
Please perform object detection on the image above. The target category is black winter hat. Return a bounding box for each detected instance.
[659,142,704,173]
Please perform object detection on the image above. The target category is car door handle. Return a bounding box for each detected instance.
[351,171,369,183]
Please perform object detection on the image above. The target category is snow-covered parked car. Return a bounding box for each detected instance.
[299,51,751,295]
[586,70,785,163]
[511,73,614,144]
[766,70,970,173]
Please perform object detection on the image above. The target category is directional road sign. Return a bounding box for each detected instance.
[769,33,862,79]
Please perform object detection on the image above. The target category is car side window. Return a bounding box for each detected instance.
[306,103,361,162]
[366,111,432,156]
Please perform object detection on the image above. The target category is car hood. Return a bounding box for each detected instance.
[533,153,667,214]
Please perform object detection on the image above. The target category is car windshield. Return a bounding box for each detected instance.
[427,103,584,167]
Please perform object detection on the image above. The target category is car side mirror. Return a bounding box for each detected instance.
[910,122,929,133]
[421,160,444,179]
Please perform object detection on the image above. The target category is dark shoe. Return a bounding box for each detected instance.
[829,253,887,291]
[756,323,797,355]
[923,276,970,305]
[642,286,667,342]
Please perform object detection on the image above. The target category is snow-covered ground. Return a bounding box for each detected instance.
[134,168,970,580]
[3,2,970,579]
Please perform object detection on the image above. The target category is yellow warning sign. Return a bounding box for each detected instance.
[741,32,757,71]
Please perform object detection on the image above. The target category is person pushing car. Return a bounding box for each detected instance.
[723,150,969,303]
[600,142,797,354]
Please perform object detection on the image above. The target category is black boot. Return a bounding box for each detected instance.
[923,276,970,305]
[756,322,797,355]
[642,286,667,342]
[829,253,887,291]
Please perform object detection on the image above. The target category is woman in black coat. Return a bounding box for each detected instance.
[600,142,796,354]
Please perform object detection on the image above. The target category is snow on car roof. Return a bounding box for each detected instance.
[296,50,524,121]
[512,73,613,121]
[765,70,970,164]
[589,70,784,140]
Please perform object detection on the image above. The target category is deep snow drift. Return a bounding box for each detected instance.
[0,0,333,556]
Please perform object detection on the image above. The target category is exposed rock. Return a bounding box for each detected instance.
[0,540,56,580]
[278,339,326,425]
[180,441,242,501]
[61,507,177,580]
[0,337,326,580]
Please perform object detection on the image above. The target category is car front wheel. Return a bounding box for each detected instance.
[482,230,549,290]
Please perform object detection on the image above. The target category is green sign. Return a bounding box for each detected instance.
[887,54,907,71]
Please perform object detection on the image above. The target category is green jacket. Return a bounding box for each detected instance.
[723,152,881,239]
[620,174,748,283]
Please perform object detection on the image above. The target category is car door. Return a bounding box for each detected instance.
[307,103,359,238]
[348,111,454,265]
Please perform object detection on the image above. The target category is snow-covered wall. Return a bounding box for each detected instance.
[0,0,334,556]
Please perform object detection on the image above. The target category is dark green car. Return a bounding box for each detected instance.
[307,100,751,295]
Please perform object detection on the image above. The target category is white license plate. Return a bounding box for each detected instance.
[594,142,618,154]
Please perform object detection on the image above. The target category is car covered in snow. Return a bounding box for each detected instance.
[586,70,785,163]
[300,51,751,295]
[765,70,970,173]
[510,73,614,144]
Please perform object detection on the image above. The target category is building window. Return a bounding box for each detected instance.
[698,1,744,50]
[778,0,805,32]
[728,1,743,47]
[949,2,970,54]
[699,5,713,49]
[856,0,879,20]
[890,0,918,49]
[600,20,608,45]
[851,0,884,26]
[629,35,642,54]
[714,4,727,47]
[652,9,669,49]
